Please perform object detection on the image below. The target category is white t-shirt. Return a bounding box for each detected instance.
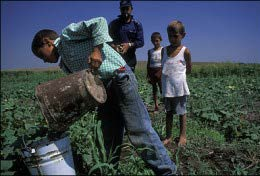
[161,46,190,97]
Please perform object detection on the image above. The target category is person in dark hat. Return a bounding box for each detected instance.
[109,0,144,72]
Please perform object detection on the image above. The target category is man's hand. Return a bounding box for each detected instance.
[115,45,123,53]
[88,45,103,73]
[119,43,131,54]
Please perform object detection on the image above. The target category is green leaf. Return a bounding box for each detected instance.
[24,123,34,130]
[82,154,93,165]
[96,121,107,162]
[88,163,114,175]
[0,171,15,175]
[251,134,258,140]
[202,112,220,121]
[1,146,14,159]
[1,160,13,171]
[219,110,233,117]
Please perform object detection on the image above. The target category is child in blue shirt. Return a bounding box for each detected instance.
[31,17,176,175]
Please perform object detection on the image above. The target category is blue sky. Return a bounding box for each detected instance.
[1,1,260,70]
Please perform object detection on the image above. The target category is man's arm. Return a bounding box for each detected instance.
[120,21,144,54]
[184,48,192,74]
[108,21,116,44]
[132,21,144,48]
[88,44,103,72]
[62,17,112,71]
[61,17,112,47]
[108,20,122,53]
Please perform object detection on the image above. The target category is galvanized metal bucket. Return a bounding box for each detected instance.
[21,133,76,175]
[35,69,107,132]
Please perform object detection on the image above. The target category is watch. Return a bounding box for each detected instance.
[128,43,133,47]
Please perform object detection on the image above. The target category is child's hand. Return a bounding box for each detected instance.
[88,45,103,73]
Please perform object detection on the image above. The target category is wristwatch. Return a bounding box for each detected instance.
[128,43,133,47]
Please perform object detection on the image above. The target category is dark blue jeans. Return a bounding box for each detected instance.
[98,65,176,175]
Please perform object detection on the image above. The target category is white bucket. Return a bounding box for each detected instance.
[21,133,76,175]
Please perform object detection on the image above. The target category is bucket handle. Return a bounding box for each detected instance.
[87,68,99,75]
[22,135,36,154]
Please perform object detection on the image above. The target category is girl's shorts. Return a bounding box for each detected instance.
[164,95,188,115]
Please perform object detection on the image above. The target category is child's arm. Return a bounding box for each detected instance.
[147,50,151,80]
[184,48,192,74]
[161,47,165,67]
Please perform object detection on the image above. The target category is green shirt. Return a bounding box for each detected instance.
[54,17,126,80]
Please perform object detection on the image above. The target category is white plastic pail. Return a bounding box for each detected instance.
[21,133,76,175]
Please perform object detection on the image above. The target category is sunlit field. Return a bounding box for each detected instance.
[1,62,260,175]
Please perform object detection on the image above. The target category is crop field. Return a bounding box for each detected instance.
[1,62,260,175]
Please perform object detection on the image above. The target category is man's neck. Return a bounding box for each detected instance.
[125,17,131,23]
[119,15,132,23]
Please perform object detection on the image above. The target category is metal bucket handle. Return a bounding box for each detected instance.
[84,69,107,104]
[21,135,36,155]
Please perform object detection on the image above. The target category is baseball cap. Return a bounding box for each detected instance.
[120,0,132,8]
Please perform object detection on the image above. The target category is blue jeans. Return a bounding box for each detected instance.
[98,65,177,175]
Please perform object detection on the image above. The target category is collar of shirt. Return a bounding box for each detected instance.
[54,37,60,47]
[117,15,134,23]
